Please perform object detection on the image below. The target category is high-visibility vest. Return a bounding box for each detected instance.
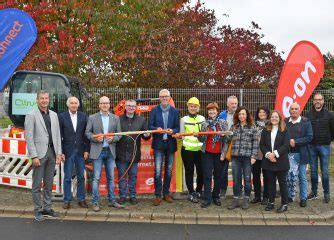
[182,115,205,151]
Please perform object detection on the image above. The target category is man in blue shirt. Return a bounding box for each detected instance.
[85,96,123,212]
[218,95,238,197]
[149,89,180,206]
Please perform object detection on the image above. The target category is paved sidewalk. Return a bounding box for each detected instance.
[0,185,334,225]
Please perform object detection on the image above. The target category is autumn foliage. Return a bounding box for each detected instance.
[0,0,284,88]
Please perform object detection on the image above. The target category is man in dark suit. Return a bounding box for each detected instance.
[149,89,180,206]
[59,96,90,209]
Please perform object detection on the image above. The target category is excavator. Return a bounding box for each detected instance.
[7,70,173,128]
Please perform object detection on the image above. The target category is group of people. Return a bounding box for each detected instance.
[24,89,333,221]
[179,93,333,213]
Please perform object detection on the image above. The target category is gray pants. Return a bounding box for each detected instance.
[32,147,56,213]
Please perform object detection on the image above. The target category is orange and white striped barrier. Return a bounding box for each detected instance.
[0,136,61,193]
[0,137,28,155]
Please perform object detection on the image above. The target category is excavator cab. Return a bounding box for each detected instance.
[8,70,86,128]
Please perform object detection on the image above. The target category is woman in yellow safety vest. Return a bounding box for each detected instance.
[180,97,205,203]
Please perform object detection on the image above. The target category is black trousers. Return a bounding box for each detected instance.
[251,159,268,199]
[181,147,203,193]
[267,169,288,205]
[201,152,223,202]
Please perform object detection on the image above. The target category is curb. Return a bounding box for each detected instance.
[0,205,333,225]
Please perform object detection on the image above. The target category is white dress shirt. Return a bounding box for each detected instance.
[288,116,301,124]
[265,125,280,159]
[69,110,77,132]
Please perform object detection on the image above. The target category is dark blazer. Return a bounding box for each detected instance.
[59,111,90,159]
[260,128,290,171]
[284,117,313,164]
[149,105,180,153]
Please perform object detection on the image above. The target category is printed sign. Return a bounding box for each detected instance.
[12,93,37,115]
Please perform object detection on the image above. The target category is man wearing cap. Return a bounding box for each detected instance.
[180,97,205,203]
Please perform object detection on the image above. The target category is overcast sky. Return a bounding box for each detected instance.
[190,0,334,59]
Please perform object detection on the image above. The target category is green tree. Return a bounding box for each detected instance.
[318,53,334,89]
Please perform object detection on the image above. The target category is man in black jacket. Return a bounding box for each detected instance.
[285,103,313,207]
[306,93,334,203]
[116,99,150,204]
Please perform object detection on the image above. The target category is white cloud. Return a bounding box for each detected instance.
[190,0,334,58]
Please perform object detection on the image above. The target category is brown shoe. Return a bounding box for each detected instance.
[78,200,88,208]
[63,202,70,209]
[163,195,173,203]
[153,197,162,206]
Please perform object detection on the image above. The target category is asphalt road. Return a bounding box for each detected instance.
[1,217,334,240]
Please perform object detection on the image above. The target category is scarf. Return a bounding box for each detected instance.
[207,117,221,147]
[160,104,170,140]
[256,120,266,131]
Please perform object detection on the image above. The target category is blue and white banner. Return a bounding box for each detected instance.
[0,8,37,90]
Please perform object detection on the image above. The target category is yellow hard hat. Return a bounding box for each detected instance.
[187,97,200,106]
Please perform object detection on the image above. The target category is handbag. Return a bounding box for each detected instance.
[225,141,233,161]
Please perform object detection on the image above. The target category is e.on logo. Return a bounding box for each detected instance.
[145,177,154,186]
[275,41,324,118]
[282,61,316,117]
[0,20,24,60]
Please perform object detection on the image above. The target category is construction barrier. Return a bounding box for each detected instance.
[0,135,184,196]
[0,136,62,193]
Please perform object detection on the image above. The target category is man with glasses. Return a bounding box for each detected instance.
[306,93,334,203]
[116,99,150,205]
[85,96,123,211]
[149,89,180,206]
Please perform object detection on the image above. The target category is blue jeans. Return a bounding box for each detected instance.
[154,144,174,197]
[309,144,330,195]
[63,150,86,202]
[116,161,138,198]
[231,156,252,198]
[287,153,308,201]
[92,148,115,204]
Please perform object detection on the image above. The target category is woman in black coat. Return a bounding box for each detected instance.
[251,106,270,205]
[260,110,290,213]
